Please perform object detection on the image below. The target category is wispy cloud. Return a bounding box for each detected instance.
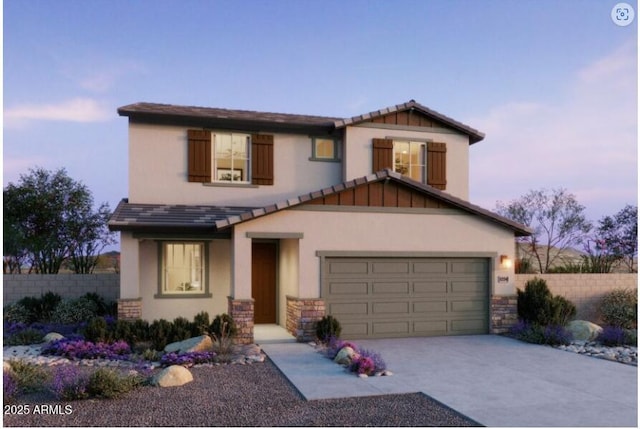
[469,39,637,219]
[4,97,112,128]
[59,58,147,93]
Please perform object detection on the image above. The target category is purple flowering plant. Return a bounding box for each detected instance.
[42,338,131,361]
[3,371,19,402]
[50,365,89,401]
[325,336,360,359]
[160,351,217,367]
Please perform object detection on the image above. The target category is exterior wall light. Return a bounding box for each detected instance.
[500,255,513,269]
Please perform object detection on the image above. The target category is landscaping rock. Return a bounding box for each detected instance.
[152,365,194,387]
[333,346,357,365]
[164,335,213,354]
[42,332,65,343]
[566,320,602,341]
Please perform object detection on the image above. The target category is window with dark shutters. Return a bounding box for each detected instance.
[372,138,393,172]
[251,134,274,185]
[187,129,212,182]
[427,142,447,190]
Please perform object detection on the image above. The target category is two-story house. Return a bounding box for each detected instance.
[109,100,530,343]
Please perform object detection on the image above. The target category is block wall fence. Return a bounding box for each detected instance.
[514,273,638,324]
[3,274,120,304]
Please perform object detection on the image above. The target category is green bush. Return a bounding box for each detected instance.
[4,292,63,324]
[192,311,210,336]
[8,361,49,394]
[210,314,237,339]
[4,328,44,346]
[51,297,99,324]
[170,317,194,343]
[83,317,111,343]
[315,315,342,343]
[517,278,576,326]
[80,292,111,316]
[149,319,173,351]
[3,303,33,324]
[86,368,139,399]
[599,289,637,329]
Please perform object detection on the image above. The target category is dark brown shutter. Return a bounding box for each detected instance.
[251,134,274,185]
[427,142,447,190]
[187,129,211,182]
[372,138,393,172]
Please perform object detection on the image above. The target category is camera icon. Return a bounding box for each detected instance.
[611,3,635,27]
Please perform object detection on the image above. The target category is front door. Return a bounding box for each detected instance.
[252,242,277,324]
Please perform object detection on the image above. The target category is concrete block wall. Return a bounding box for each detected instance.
[3,274,120,304]
[515,274,638,324]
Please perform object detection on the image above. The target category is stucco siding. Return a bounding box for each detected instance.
[343,125,470,200]
[234,208,516,302]
[128,122,342,206]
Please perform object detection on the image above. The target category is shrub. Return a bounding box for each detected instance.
[358,348,387,372]
[210,314,237,339]
[160,351,217,367]
[51,297,99,324]
[3,371,19,403]
[315,315,342,343]
[83,317,111,343]
[4,328,44,346]
[599,289,637,329]
[325,336,359,359]
[7,361,49,393]
[86,368,139,399]
[517,278,576,326]
[80,293,112,316]
[192,311,210,336]
[596,326,637,346]
[350,356,376,375]
[509,320,572,346]
[149,319,173,351]
[3,302,32,324]
[170,317,194,343]
[50,365,89,401]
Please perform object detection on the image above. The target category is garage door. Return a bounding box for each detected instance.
[322,257,489,339]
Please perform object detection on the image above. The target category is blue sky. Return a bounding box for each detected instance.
[3,0,638,230]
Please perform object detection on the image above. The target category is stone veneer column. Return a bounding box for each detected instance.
[490,295,518,334]
[286,296,325,342]
[117,298,142,321]
[228,297,254,345]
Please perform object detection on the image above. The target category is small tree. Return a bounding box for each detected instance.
[597,205,637,273]
[3,167,114,273]
[496,188,592,273]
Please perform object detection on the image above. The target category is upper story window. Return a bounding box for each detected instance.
[393,141,426,183]
[213,133,250,183]
[372,138,446,190]
[310,137,341,162]
[187,129,274,186]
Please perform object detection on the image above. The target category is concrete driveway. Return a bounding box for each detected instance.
[261,335,637,427]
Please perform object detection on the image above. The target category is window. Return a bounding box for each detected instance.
[188,130,274,185]
[310,137,341,161]
[393,141,426,183]
[212,133,250,183]
[160,242,207,295]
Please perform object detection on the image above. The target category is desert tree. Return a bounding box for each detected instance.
[3,167,115,273]
[496,188,592,273]
[595,205,637,272]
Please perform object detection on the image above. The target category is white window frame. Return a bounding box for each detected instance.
[393,140,427,183]
[212,132,251,183]
[157,241,211,298]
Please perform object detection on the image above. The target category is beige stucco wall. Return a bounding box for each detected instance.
[343,125,470,200]
[128,122,342,206]
[122,236,232,321]
[234,208,517,307]
[515,273,638,323]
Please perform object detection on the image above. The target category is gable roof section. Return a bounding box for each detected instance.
[118,100,484,143]
[334,100,484,144]
[109,170,531,237]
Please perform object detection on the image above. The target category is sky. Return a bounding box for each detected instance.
[3,0,638,235]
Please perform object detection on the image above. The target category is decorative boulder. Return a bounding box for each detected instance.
[333,346,357,365]
[152,365,193,387]
[42,332,65,343]
[164,335,213,354]
[566,320,602,341]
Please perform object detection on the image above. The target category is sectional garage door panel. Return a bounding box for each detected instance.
[322,257,489,339]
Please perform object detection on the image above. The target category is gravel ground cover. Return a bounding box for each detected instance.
[4,359,480,427]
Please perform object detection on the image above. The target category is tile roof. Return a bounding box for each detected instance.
[109,170,531,236]
[118,100,484,143]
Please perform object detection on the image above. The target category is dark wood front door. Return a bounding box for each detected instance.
[252,242,277,324]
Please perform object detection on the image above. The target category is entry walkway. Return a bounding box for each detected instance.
[260,335,637,427]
